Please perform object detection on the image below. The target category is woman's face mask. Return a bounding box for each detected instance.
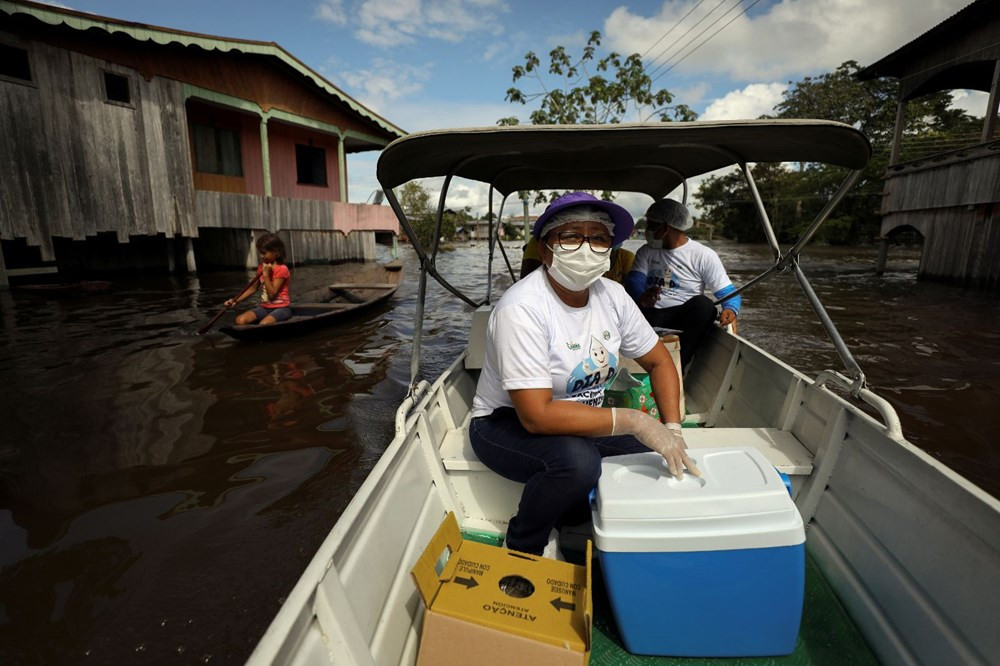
[545,242,610,292]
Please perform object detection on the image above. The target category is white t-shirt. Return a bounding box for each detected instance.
[631,239,732,309]
[471,269,659,418]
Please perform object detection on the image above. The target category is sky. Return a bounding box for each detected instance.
[40,0,991,220]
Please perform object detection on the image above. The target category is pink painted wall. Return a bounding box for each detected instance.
[267,121,341,202]
[331,202,399,233]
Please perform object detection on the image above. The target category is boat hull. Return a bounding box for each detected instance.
[247,323,1000,666]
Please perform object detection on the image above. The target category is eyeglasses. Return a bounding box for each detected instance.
[553,231,614,254]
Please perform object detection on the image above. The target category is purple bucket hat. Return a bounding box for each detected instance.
[532,191,634,247]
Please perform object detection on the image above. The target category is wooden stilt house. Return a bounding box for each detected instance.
[858,0,1000,289]
[0,0,405,285]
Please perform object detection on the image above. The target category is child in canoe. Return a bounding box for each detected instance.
[225,233,292,326]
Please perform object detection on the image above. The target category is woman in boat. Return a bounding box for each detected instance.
[625,198,740,367]
[469,191,700,558]
[224,233,293,326]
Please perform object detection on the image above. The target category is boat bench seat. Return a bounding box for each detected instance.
[441,414,814,476]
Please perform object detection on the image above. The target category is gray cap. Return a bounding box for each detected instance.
[645,199,692,232]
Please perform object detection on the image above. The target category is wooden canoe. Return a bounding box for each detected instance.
[219,260,402,342]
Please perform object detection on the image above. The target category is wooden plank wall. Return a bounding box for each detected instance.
[195,191,382,262]
[196,191,333,230]
[282,229,376,264]
[0,38,196,260]
[880,144,1000,290]
[920,204,1000,290]
[195,191,398,234]
[882,143,1000,213]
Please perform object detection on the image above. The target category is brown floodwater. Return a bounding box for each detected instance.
[0,241,997,664]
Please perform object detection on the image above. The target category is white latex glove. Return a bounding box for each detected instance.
[612,407,701,480]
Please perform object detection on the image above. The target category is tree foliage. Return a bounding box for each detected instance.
[499,30,696,205]
[398,181,457,249]
[696,60,982,245]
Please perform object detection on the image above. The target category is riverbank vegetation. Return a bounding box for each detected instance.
[499,34,983,245]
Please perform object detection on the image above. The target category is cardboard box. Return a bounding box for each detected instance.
[411,512,592,666]
[605,334,685,418]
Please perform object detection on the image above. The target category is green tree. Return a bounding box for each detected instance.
[697,60,981,245]
[398,181,456,249]
[499,30,696,205]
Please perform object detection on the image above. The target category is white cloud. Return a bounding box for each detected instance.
[325,58,432,114]
[950,90,989,118]
[604,0,974,82]
[322,0,508,47]
[345,98,517,208]
[673,81,711,108]
[314,0,347,25]
[482,41,507,62]
[700,82,787,121]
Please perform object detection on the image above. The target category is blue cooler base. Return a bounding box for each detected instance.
[598,545,804,657]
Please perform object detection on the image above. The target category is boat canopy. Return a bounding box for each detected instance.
[376,120,871,198]
[378,120,876,402]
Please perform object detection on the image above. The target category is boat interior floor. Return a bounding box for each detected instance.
[461,527,878,666]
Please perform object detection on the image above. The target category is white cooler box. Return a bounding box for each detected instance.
[591,446,805,657]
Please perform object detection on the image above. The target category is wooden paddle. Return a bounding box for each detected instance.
[197,274,260,335]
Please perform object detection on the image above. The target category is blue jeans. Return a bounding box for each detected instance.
[469,407,649,555]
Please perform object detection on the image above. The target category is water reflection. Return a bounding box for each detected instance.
[0,254,412,663]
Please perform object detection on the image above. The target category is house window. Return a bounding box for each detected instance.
[0,44,32,82]
[192,123,243,176]
[103,71,131,105]
[295,144,327,186]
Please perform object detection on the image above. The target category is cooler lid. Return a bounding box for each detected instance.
[596,447,793,520]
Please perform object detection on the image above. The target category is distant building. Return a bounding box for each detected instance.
[507,214,538,241]
[455,220,508,242]
[0,0,405,284]
[858,0,1000,289]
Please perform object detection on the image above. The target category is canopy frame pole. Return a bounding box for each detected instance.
[659,142,781,260]
[738,160,783,263]
[489,190,517,288]
[791,259,865,387]
[385,158,491,392]
[712,167,864,306]
[784,169,863,259]
[485,189,502,302]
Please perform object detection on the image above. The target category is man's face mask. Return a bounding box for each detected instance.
[646,224,666,249]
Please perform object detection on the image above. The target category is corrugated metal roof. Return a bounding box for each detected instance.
[0,0,406,139]
[857,0,998,80]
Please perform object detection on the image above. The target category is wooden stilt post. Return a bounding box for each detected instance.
[246,230,258,269]
[890,100,906,166]
[982,60,1000,143]
[876,237,889,276]
[167,236,176,274]
[185,238,197,273]
[0,242,8,289]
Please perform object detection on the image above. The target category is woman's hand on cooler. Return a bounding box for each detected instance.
[612,407,701,480]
